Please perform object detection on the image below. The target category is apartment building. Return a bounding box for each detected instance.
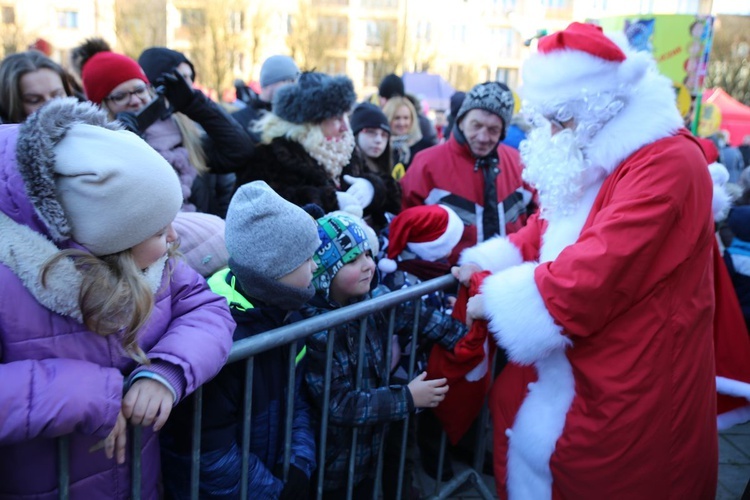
[0,0,742,102]
[0,0,115,64]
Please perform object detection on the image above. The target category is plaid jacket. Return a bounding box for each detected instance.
[301,288,467,490]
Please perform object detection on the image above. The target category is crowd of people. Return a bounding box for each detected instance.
[2,20,750,500]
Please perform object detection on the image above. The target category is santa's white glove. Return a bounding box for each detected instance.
[343,175,375,209]
[336,190,362,212]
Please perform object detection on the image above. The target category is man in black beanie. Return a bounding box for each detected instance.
[377,73,438,145]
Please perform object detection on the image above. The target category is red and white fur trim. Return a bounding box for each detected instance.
[458,236,523,273]
[480,181,602,499]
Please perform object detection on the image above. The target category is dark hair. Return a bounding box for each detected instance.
[355,133,393,177]
[0,51,74,123]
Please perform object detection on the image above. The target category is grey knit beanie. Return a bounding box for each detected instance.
[225,181,321,285]
[455,82,515,131]
[259,55,300,88]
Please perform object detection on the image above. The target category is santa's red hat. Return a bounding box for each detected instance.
[521,22,651,107]
[379,204,463,273]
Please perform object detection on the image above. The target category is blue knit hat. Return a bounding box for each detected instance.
[312,214,371,296]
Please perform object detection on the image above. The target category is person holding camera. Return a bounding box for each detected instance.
[74,40,252,218]
[74,40,252,278]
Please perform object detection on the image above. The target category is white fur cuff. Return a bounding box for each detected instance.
[481,262,571,364]
[458,236,523,272]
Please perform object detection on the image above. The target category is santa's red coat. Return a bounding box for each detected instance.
[465,130,718,499]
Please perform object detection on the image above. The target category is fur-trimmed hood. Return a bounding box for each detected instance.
[11,98,122,243]
[0,98,167,319]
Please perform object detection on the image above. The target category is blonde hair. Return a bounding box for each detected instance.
[173,112,208,174]
[382,97,422,141]
[40,247,177,364]
[255,111,316,146]
[103,88,208,174]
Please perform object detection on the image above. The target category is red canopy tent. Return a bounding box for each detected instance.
[702,88,750,146]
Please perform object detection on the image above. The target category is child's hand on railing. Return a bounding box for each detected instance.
[90,410,127,464]
[408,372,449,408]
[122,379,175,431]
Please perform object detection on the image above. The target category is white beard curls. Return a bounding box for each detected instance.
[302,127,356,186]
[521,123,603,219]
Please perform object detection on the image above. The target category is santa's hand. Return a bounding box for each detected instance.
[451,263,482,287]
[466,294,487,329]
[336,190,362,212]
[342,175,374,209]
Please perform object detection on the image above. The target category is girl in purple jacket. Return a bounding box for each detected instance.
[0,98,235,499]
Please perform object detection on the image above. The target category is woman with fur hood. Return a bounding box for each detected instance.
[0,99,235,499]
[234,71,387,216]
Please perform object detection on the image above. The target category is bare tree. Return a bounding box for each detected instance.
[0,8,33,59]
[247,4,271,79]
[706,15,750,105]
[183,0,250,101]
[286,0,340,71]
[114,0,167,59]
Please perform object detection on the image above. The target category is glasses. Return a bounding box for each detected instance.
[105,85,149,105]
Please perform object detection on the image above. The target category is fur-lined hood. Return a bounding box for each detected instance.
[9,98,121,242]
[0,98,167,319]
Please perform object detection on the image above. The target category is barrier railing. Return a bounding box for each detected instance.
[56,274,496,500]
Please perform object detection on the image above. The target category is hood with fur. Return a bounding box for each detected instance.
[0,98,167,320]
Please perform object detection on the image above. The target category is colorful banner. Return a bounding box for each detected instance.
[597,15,714,95]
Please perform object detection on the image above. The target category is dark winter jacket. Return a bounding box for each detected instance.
[231,99,272,140]
[161,269,316,499]
[235,137,339,212]
[190,171,236,218]
[181,89,255,175]
[301,289,466,491]
[348,147,402,232]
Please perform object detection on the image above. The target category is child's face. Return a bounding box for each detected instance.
[278,257,318,289]
[131,223,177,270]
[357,128,389,159]
[329,252,375,304]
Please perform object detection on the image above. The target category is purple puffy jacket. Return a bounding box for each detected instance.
[0,108,235,498]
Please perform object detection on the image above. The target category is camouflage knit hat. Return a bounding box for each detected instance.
[312,214,371,296]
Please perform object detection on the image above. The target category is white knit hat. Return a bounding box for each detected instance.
[54,123,182,255]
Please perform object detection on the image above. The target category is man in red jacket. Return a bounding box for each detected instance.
[457,22,718,499]
[400,81,537,265]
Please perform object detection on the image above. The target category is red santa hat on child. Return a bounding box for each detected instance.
[521,22,651,107]
[379,204,463,273]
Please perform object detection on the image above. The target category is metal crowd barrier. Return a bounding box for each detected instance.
[56,274,496,500]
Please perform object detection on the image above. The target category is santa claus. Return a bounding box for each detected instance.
[455,22,719,498]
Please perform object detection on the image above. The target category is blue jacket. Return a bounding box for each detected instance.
[161,270,316,499]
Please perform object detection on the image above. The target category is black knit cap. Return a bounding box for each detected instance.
[273,72,356,124]
[138,47,195,83]
[350,102,390,136]
[378,73,405,99]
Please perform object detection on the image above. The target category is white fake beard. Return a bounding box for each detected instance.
[302,127,356,186]
[521,124,603,219]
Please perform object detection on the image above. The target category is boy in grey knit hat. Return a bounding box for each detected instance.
[161,181,320,500]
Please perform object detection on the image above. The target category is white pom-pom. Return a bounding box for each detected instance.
[617,50,650,85]
[378,258,398,274]
[713,185,731,222]
[708,162,730,187]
